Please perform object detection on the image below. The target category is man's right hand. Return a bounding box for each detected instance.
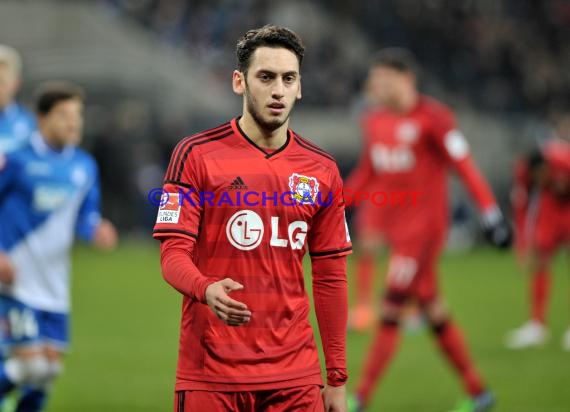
[205,278,251,326]
[0,253,15,285]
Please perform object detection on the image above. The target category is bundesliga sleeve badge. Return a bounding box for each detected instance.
[156,192,181,223]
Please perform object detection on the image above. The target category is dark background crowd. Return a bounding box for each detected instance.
[2,0,569,235]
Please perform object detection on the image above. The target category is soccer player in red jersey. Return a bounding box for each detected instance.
[345,49,511,412]
[506,109,570,350]
[153,25,351,412]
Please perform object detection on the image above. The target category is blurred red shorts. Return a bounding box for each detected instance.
[174,385,324,412]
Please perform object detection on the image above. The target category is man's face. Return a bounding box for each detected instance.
[0,63,20,109]
[233,46,302,131]
[39,98,84,147]
[366,66,414,107]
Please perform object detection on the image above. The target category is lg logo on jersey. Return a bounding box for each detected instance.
[226,210,307,251]
[371,144,415,173]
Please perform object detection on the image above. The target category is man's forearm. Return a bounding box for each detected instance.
[160,237,211,302]
[312,255,348,386]
[454,156,497,212]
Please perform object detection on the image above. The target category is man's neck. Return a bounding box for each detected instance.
[239,113,288,149]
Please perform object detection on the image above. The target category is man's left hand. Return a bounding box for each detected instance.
[482,208,513,249]
[323,384,346,412]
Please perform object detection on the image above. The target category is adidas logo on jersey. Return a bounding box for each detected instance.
[227,176,248,190]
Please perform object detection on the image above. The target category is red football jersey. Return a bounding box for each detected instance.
[512,139,570,255]
[346,95,493,240]
[153,119,352,391]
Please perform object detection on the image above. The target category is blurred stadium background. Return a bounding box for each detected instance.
[1,0,569,411]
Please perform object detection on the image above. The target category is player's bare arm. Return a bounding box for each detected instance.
[0,252,15,284]
[205,278,251,326]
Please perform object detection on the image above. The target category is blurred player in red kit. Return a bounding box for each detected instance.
[154,25,351,412]
[346,49,511,412]
[506,108,570,350]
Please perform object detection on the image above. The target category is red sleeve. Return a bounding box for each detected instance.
[308,165,352,259]
[160,237,212,303]
[153,141,204,241]
[344,115,374,194]
[311,255,348,386]
[429,103,497,212]
[454,157,498,212]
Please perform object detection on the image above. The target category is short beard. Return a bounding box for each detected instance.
[244,83,292,132]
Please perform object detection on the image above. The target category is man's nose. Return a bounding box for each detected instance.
[272,79,284,99]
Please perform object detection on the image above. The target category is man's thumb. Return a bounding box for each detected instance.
[221,278,244,291]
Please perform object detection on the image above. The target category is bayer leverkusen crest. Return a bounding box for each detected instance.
[289,173,319,203]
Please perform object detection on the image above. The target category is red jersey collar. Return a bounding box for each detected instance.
[231,117,292,159]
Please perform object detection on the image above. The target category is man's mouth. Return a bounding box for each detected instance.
[268,102,285,114]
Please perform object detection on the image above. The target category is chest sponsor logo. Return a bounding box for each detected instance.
[226,209,308,251]
[370,143,415,173]
[397,120,420,143]
[288,173,319,203]
[226,210,264,250]
[156,193,181,223]
[33,185,70,212]
[26,162,51,176]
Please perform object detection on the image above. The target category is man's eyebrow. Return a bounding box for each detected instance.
[255,69,299,76]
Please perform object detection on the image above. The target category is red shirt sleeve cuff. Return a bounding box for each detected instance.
[195,277,213,304]
[326,368,348,386]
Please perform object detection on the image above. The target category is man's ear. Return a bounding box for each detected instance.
[232,70,245,95]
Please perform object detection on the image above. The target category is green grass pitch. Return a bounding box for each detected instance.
[44,242,570,411]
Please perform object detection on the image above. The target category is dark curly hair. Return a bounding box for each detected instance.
[236,25,305,74]
[370,47,419,74]
[35,81,84,115]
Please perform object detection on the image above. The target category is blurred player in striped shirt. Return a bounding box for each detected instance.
[0,82,117,412]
